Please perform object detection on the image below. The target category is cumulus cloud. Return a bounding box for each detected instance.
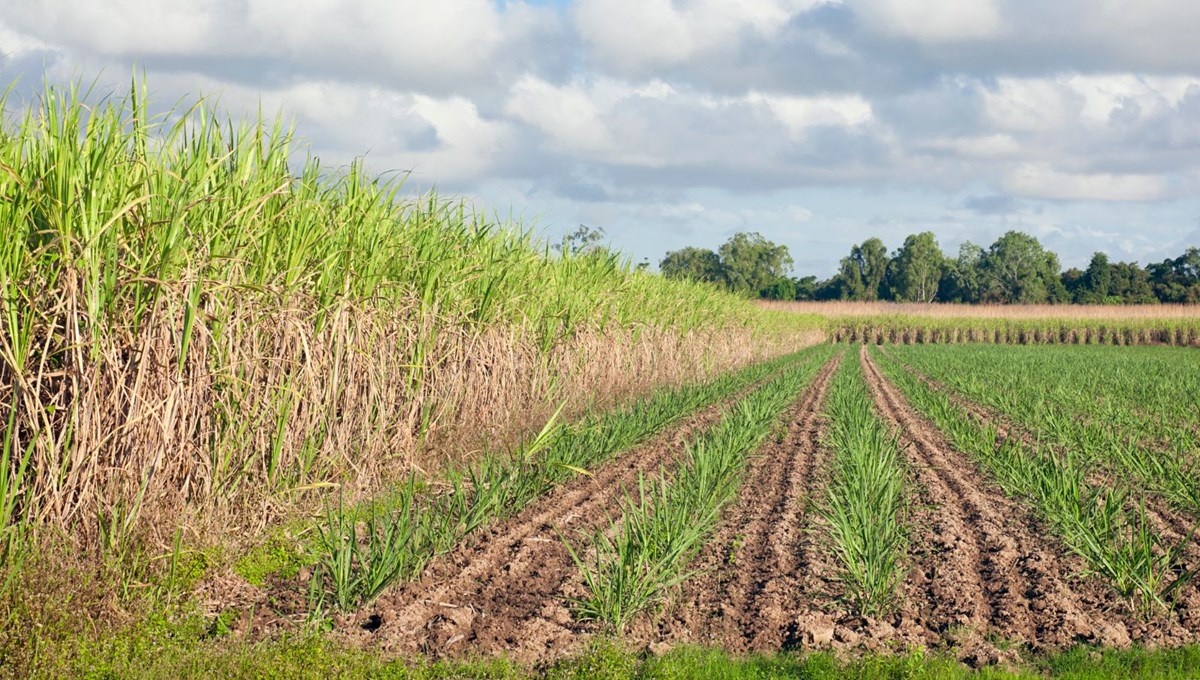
[1003,164,1169,202]
[850,0,1004,42]
[2,0,1199,269]
[574,0,828,72]
[1,0,560,93]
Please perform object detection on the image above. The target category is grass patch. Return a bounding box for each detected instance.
[26,630,1200,680]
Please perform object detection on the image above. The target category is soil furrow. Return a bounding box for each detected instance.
[881,349,1200,615]
[860,346,1138,656]
[646,352,842,652]
[343,378,760,663]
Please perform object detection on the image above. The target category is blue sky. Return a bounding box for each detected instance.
[3,0,1200,276]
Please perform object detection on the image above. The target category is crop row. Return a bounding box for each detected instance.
[888,345,1200,517]
[818,352,907,616]
[828,319,1200,347]
[308,348,823,611]
[566,346,838,632]
[870,347,1197,614]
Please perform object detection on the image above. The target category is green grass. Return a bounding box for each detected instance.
[24,626,1200,680]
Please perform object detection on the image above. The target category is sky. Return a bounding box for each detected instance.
[3,1,1200,276]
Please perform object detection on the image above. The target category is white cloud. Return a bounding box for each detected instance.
[506,76,619,155]
[2,0,553,92]
[506,75,878,167]
[851,0,1003,42]
[923,134,1021,159]
[4,1,240,56]
[749,92,873,140]
[574,0,829,70]
[1003,164,1168,202]
[244,0,508,80]
[981,78,1080,133]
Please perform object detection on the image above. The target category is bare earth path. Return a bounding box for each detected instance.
[646,352,843,652]
[861,346,1131,656]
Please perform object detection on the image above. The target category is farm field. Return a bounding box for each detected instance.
[311,343,1197,663]
[4,85,1200,679]
[126,342,1200,678]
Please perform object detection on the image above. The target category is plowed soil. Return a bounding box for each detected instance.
[642,351,842,652]
[860,346,1152,659]
[339,377,770,663]
[877,348,1200,646]
[325,346,1200,666]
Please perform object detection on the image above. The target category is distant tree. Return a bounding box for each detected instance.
[938,241,985,303]
[555,224,607,255]
[1149,247,1200,303]
[838,237,889,300]
[794,275,818,301]
[979,231,1061,303]
[1061,267,1086,301]
[813,277,843,301]
[759,276,797,300]
[660,246,723,284]
[887,232,945,303]
[1110,261,1157,303]
[1077,252,1113,303]
[658,230,1197,305]
[718,232,794,295]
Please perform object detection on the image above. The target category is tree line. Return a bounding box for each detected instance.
[660,230,1200,304]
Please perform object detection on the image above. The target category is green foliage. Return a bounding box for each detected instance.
[234,532,308,587]
[820,353,907,616]
[660,247,724,285]
[839,238,889,301]
[977,231,1066,304]
[718,232,795,296]
[1148,247,1200,303]
[660,233,794,297]
[887,232,945,303]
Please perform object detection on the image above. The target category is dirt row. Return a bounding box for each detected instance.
[873,347,1200,646]
[337,366,796,663]
[639,351,844,652]
[859,346,1153,660]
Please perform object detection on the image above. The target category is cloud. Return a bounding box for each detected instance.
[502,74,888,191]
[1003,164,1168,202]
[573,0,828,72]
[2,1,1200,273]
[1,0,562,94]
[964,195,1019,215]
[850,0,1004,42]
